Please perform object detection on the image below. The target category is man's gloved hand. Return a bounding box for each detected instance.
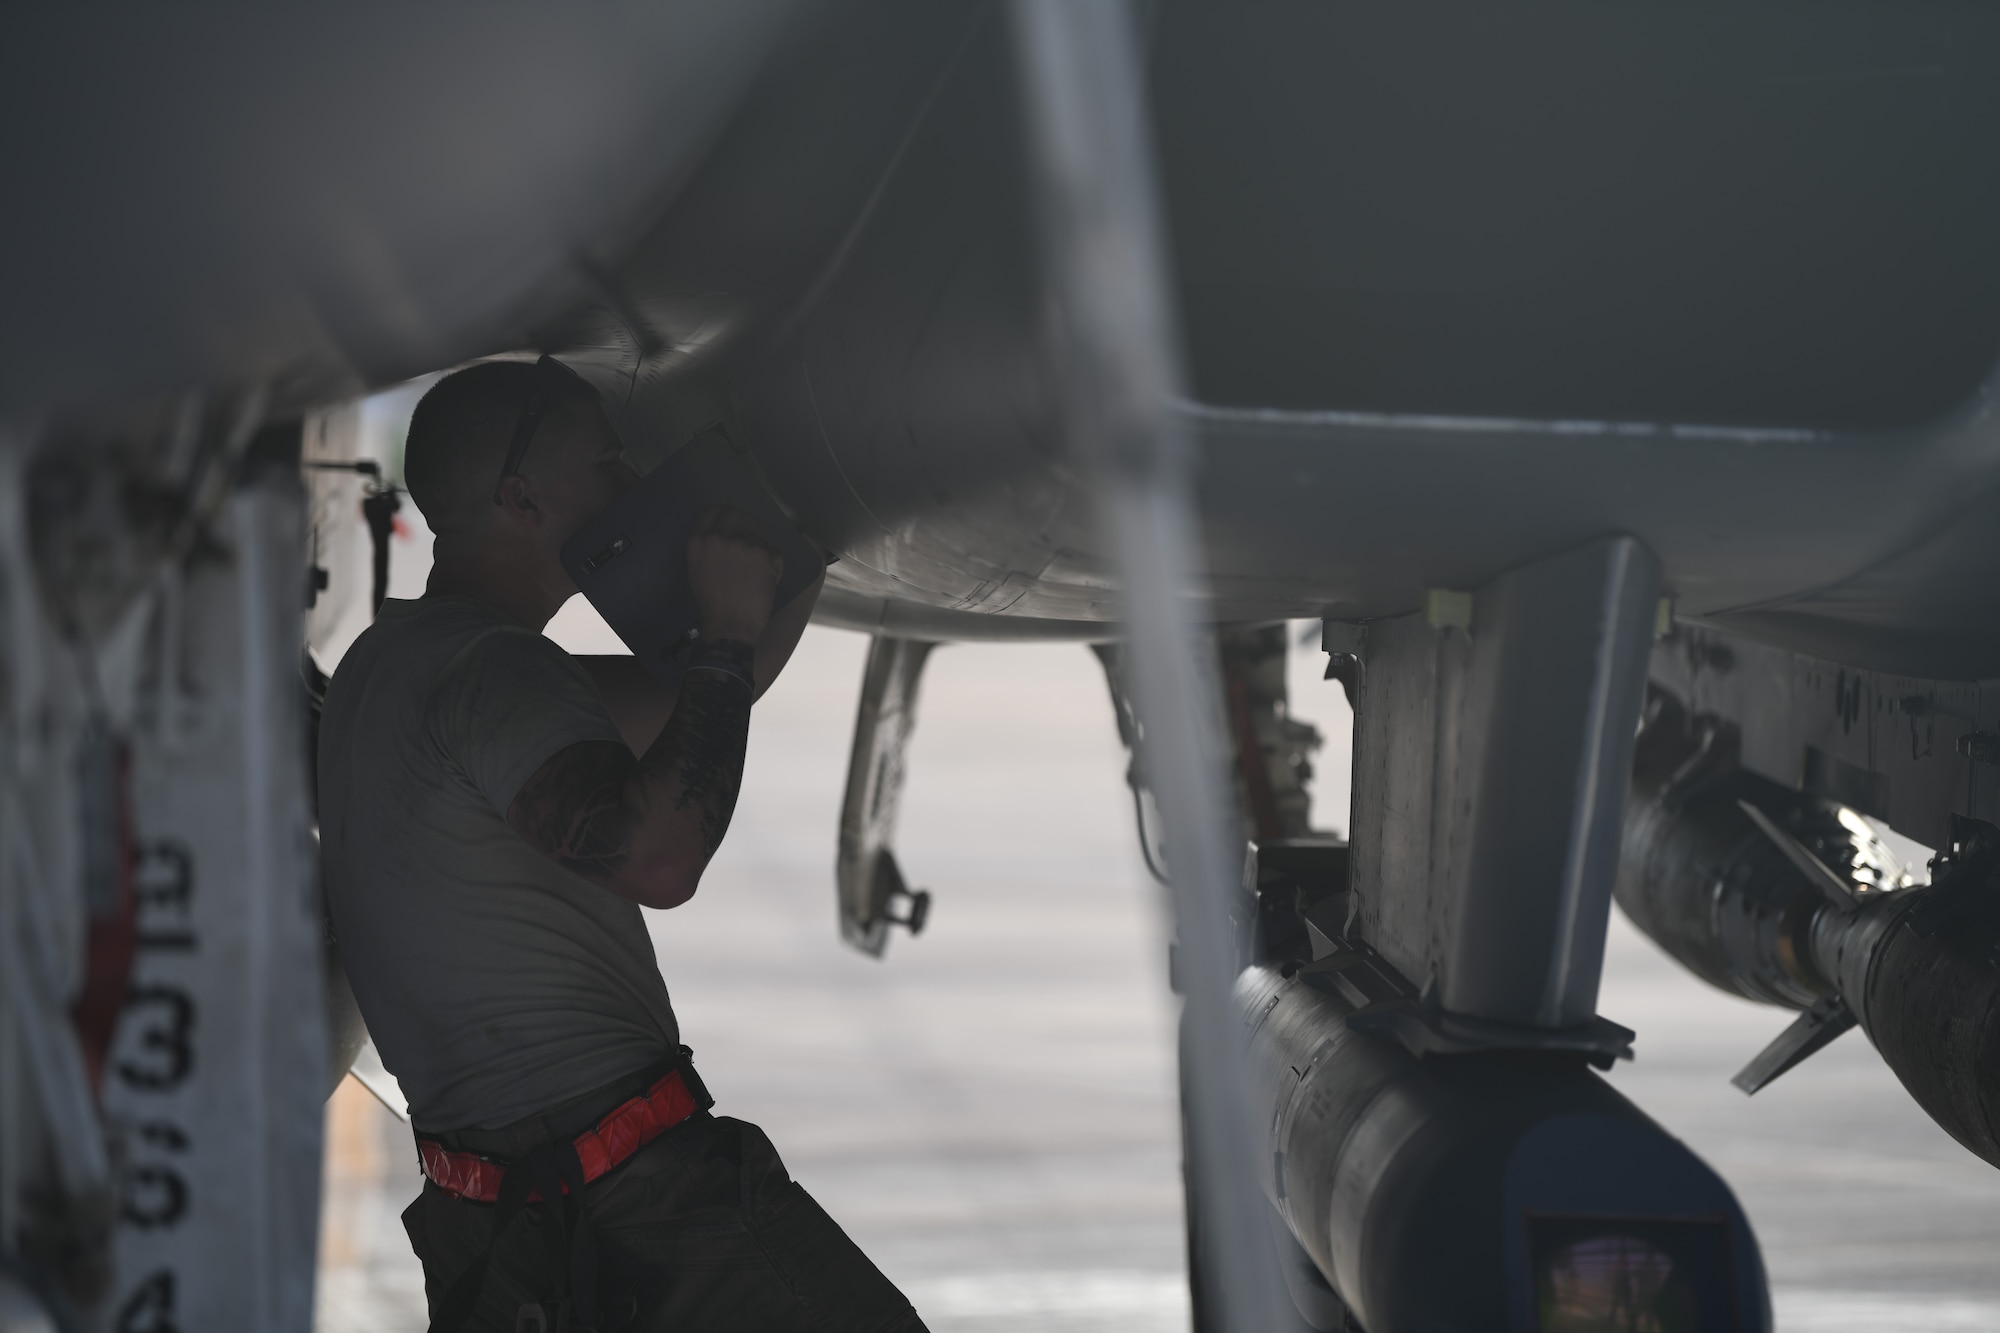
[687,504,784,644]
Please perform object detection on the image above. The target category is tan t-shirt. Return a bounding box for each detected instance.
[319,596,678,1130]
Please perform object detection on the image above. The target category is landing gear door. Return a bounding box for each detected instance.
[836,636,936,957]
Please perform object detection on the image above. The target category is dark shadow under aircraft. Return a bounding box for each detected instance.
[5,3,2000,1329]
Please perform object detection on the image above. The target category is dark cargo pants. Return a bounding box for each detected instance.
[403,1112,927,1333]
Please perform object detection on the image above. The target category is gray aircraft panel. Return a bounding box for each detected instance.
[556,0,2000,673]
[1151,0,2000,432]
[10,0,2000,677]
[0,2,810,421]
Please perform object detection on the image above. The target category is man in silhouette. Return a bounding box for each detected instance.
[320,357,924,1333]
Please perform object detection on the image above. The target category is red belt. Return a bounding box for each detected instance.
[417,1066,702,1204]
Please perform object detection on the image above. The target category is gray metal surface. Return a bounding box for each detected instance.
[1649,623,2000,854]
[1348,538,1661,1031]
[0,3,809,420]
[1236,961,1769,1332]
[11,2,2000,675]
[673,0,2000,669]
[837,636,938,955]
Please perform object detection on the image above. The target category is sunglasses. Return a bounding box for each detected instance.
[492,354,584,505]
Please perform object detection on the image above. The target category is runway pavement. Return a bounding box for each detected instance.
[315,587,2000,1330]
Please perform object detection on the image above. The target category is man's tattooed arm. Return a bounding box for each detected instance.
[504,740,635,881]
[506,640,756,908]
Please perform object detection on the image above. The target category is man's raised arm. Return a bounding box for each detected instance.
[506,516,785,909]
[573,562,823,754]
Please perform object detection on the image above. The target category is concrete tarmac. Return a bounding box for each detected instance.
[316,612,2000,1332]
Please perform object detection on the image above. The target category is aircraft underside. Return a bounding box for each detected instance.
[4,1,2000,1329]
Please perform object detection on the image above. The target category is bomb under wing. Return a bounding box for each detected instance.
[1621,673,2000,1168]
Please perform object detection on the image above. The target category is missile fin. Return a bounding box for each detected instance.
[1731,993,1857,1095]
[1737,799,1858,908]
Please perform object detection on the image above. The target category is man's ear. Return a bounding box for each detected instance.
[494,474,542,526]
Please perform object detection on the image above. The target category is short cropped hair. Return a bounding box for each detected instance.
[403,359,599,534]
